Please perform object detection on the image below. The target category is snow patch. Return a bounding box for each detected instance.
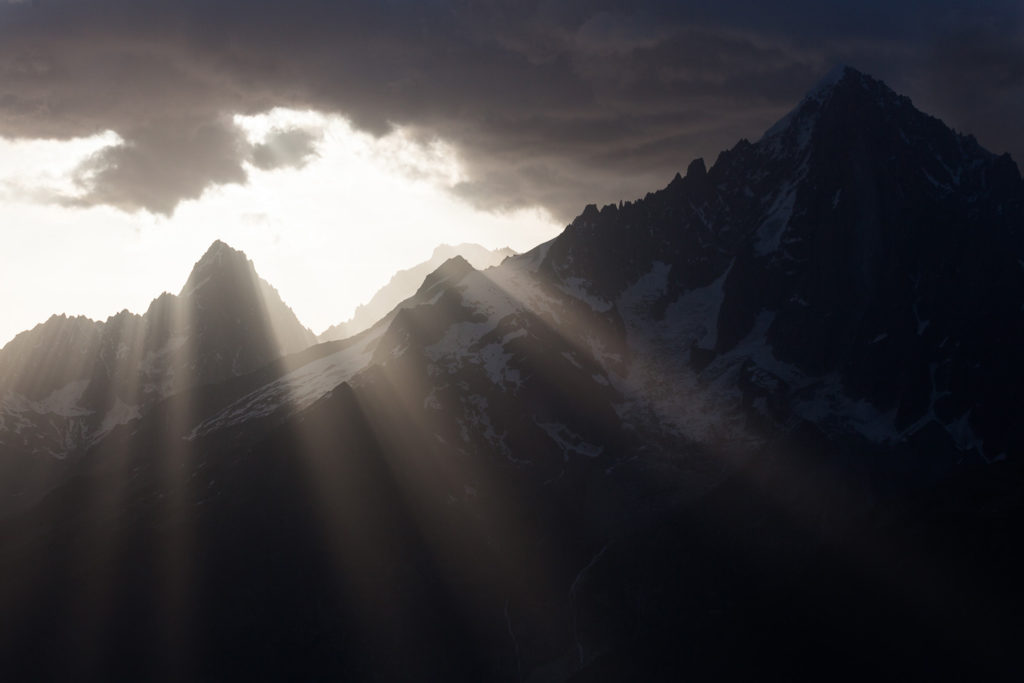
[560,277,613,313]
[760,65,846,145]
[536,420,603,460]
[0,380,91,419]
[605,261,762,453]
[423,386,444,410]
[668,260,733,350]
[188,333,380,439]
[755,181,799,256]
[94,399,141,442]
[479,342,522,390]
[35,380,91,417]
[461,394,518,462]
[561,351,583,369]
[619,261,670,306]
[946,411,983,454]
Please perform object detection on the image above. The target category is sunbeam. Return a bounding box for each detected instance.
[0,16,1021,678]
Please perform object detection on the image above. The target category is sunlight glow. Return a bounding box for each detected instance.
[0,111,562,347]
[0,130,124,200]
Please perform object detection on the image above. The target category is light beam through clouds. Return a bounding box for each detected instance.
[0,109,562,348]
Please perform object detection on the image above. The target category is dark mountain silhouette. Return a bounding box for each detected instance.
[318,242,515,342]
[0,67,1022,681]
[541,65,1024,468]
[0,240,315,511]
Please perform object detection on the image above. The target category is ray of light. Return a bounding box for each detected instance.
[0,110,561,350]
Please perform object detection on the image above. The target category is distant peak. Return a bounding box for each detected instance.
[432,243,482,260]
[432,243,455,258]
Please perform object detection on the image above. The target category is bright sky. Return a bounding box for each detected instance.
[0,109,562,347]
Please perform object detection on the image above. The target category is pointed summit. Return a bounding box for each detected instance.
[686,157,707,179]
[416,255,475,297]
[181,240,253,298]
[173,241,315,363]
[191,239,251,277]
[759,65,904,148]
[431,242,516,265]
[797,64,875,102]
[199,238,245,262]
[808,63,855,95]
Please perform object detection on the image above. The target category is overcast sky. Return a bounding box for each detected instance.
[1,0,1021,345]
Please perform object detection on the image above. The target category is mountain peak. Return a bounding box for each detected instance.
[757,65,909,153]
[431,242,517,264]
[198,239,247,266]
[416,255,475,297]
[810,63,854,93]
[686,157,707,179]
[798,64,882,103]
[319,243,519,342]
[181,240,254,297]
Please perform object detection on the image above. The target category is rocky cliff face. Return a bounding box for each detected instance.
[540,66,1024,465]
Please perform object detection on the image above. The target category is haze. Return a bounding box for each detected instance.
[0,110,559,346]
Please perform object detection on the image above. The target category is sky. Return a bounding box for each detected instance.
[0,0,1021,346]
[0,110,558,344]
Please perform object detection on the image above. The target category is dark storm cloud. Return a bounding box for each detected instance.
[921,19,1024,165]
[0,0,1020,220]
[67,118,249,214]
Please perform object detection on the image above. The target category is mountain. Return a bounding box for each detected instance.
[539,64,1024,466]
[318,242,515,341]
[1,67,1022,680]
[0,240,316,510]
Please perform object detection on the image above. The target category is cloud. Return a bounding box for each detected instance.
[250,128,320,171]
[0,0,1020,220]
[66,118,248,214]
[920,19,1024,163]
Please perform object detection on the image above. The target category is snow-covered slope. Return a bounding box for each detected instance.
[319,243,516,342]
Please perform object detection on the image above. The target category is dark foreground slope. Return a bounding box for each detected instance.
[2,386,1020,681]
[1,67,1022,681]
